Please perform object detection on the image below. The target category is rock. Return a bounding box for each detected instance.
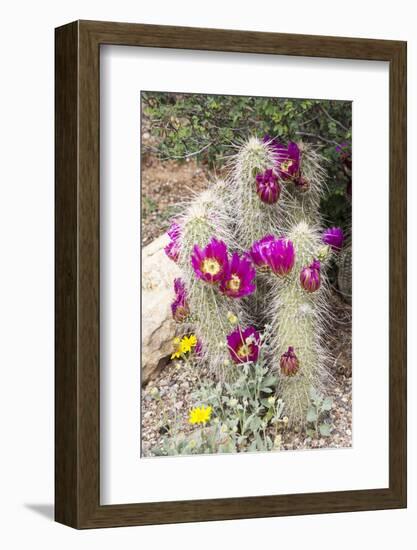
[142,234,181,385]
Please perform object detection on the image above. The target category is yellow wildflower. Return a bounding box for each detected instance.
[188,405,212,425]
[171,334,197,359]
[180,334,197,354]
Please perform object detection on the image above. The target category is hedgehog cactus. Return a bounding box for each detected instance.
[226,137,282,252]
[175,184,248,378]
[266,221,332,425]
[164,135,342,427]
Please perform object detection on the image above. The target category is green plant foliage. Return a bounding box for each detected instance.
[152,359,287,456]
[305,386,333,439]
[193,361,286,452]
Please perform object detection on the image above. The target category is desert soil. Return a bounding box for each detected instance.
[141,155,210,247]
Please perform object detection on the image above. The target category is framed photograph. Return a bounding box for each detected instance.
[55,20,407,528]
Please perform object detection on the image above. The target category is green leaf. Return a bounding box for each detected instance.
[306,429,316,439]
[306,407,318,423]
[262,376,277,387]
[309,386,319,402]
[322,397,333,411]
[319,423,332,437]
[255,433,264,450]
[250,416,262,432]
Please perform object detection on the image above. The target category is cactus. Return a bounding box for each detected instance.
[225,137,282,252]
[278,142,327,231]
[266,221,333,425]
[176,183,247,379]
[165,135,341,427]
[337,242,352,303]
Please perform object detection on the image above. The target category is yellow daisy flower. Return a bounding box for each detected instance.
[188,405,212,425]
[171,334,197,359]
[180,334,197,354]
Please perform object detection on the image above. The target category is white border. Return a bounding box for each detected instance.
[100,45,389,504]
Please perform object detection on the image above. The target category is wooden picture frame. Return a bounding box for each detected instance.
[55,20,407,529]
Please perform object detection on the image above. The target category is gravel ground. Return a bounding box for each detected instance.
[141,291,352,457]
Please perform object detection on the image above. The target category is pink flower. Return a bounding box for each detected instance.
[227,326,260,364]
[322,227,344,252]
[250,236,295,276]
[220,253,256,298]
[191,238,229,284]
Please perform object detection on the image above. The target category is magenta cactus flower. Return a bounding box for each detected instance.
[280,141,301,179]
[249,236,295,276]
[255,168,281,204]
[280,346,300,376]
[266,238,296,276]
[300,259,321,293]
[164,221,181,262]
[322,227,344,251]
[171,278,189,322]
[227,326,260,364]
[263,136,300,181]
[191,237,229,284]
[220,253,256,298]
[249,235,276,267]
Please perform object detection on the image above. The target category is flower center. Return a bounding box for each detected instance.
[281,159,293,172]
[227,274,241,291]
[201,257,221,275]
[237,343,251,358]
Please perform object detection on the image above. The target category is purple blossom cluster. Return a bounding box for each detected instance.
[249,235,295,276]
[190,237,256,299]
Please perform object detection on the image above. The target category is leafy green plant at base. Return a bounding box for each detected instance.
[192,360,286,452]
[305,387,333,439]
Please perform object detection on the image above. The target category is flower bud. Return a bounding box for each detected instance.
[280,346,300,377]
[300,259,321,293]
[255,169,281,204]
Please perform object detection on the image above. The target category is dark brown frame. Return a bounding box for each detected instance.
[55,20,407,529]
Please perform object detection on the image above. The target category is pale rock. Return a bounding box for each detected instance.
[141,233,181,385]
